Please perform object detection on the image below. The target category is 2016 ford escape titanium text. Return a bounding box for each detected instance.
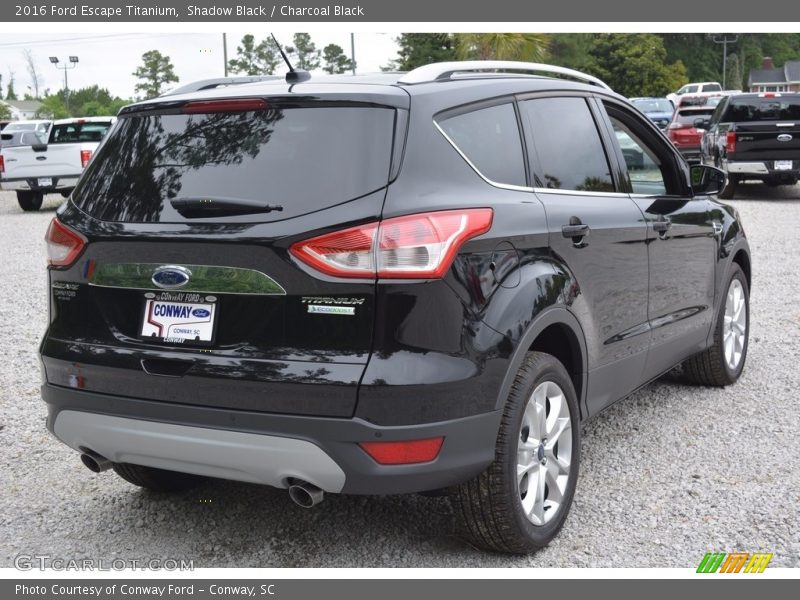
[40,61,751,554]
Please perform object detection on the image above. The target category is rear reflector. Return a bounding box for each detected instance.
[290,208,493,279]
[359,437,445,465]
[0,154,4,173]
[45,218,86,267]
[80,149,92,168]
[182,98,268,114]
[726,131,737,153]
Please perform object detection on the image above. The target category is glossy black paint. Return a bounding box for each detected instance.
[41,76,751,493]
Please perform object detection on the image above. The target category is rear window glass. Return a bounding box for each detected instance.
[632,99,673,113]
[71,106,396,223]
[701,84,722,92]
[722,97,800,121]
[437,103,526,187]
[50,121,113,144]
[675,109,714,125]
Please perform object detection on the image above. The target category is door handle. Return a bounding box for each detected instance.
[561,224,590,238]
[652,217,671,235]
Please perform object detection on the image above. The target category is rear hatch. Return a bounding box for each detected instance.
[668,107,715,148]
[42,84,409,417]
[726,95,800,163]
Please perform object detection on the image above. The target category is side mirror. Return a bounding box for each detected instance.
[691,164,726,196]
[693,117,711,130]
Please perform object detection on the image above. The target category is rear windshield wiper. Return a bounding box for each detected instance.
[170,197,284,218]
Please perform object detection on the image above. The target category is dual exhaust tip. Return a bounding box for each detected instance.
[79,451,325,508]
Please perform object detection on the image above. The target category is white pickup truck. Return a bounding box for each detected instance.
[0,116,115,211]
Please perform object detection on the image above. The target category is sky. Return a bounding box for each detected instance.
[0,31,401,100]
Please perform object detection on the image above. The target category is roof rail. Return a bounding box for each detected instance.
[161,75,283,97]
[397,61,611,90]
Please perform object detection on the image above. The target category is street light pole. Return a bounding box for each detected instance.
[350,33,356,75]
[49,56,79,113]
[712,35,738,90]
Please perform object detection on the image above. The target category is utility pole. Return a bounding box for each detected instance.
[223,33,228,77]
[350,33,356,75]
[49,56,78,113]
[712,34,738,89]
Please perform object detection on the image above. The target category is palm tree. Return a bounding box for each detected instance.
[454,33,550,62]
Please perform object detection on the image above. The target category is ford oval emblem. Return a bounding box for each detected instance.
[151,265,192,289]
[191,308,210,318]
[777,133,793,142]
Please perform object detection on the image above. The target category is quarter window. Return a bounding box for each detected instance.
[521,97,614,192]
[437,103,527,187]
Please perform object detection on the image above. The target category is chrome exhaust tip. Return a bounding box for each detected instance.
[80,449,112,473]
[288,480,324,508]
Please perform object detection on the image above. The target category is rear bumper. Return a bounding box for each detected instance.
[676,146,702,162]
[724,160,800,177]
[43,383,501,495]
[0,175,79,192]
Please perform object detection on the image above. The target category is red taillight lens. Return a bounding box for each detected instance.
[0,154,4,173]
[80,149,92,168]
[290,209,493,279]
[182,98,268,114]
[45,218,86,267]
[359,437,445,465]
[726,131,737,153]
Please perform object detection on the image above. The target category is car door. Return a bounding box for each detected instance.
[518,95,650,416]
[596,99,718,381]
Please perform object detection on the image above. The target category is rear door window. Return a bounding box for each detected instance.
[437,103,527,187]
[520,97,614,192]
[71,105,396,223]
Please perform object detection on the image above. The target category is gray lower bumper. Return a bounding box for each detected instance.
[53,410,347,492]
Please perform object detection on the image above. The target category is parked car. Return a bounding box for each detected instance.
[0,130,47,149]
[40,62,751,554]
[2,119,52,136]
[667,81,723,106]
[667,105,717,162]
[0,116,115,211]
[699,91,800,198]
[629,97,674,130]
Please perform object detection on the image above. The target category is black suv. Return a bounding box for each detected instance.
[41,61,751,554]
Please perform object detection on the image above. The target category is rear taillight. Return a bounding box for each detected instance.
[182,98,268,114]
[45,218,86,267]
[359,437,445,465]
[726,131,737,154]
[80,149,92,168]
[0,154,4,173]
[289,208,493,279]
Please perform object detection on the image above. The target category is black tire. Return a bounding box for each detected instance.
[17,191,43,211]
[684,264,749,386]
[112,463,205,492]
[454,351,580,554]
[717,174,738,199]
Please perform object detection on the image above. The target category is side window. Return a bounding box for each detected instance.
[609,118,667,196]
[521,97,614,192]
[437,103,527,187]
[604,103,685,197]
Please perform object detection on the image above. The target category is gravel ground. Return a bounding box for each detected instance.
[0,186,798,569]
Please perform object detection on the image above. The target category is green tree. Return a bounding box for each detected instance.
[227,34,280,75]
[384,33,456,71]
[548,34,596,72]
[725,53,743,91]
[589,34,687,97]
[287,33,320,71]
[35,94,69,119]
[454,33,549,62]
[322,44,354,74]
[0,102,11,120]
[132,50,179,99]
[68,85,114,111]
[6,73,18,101]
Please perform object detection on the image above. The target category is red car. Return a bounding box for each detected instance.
[667,105,716,162]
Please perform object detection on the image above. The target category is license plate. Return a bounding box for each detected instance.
[775,160,793,170]
[37,177,52,187]
[141,298,216,344]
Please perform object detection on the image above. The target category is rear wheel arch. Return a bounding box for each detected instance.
[732,248,751,290]
[495,308,588,420]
